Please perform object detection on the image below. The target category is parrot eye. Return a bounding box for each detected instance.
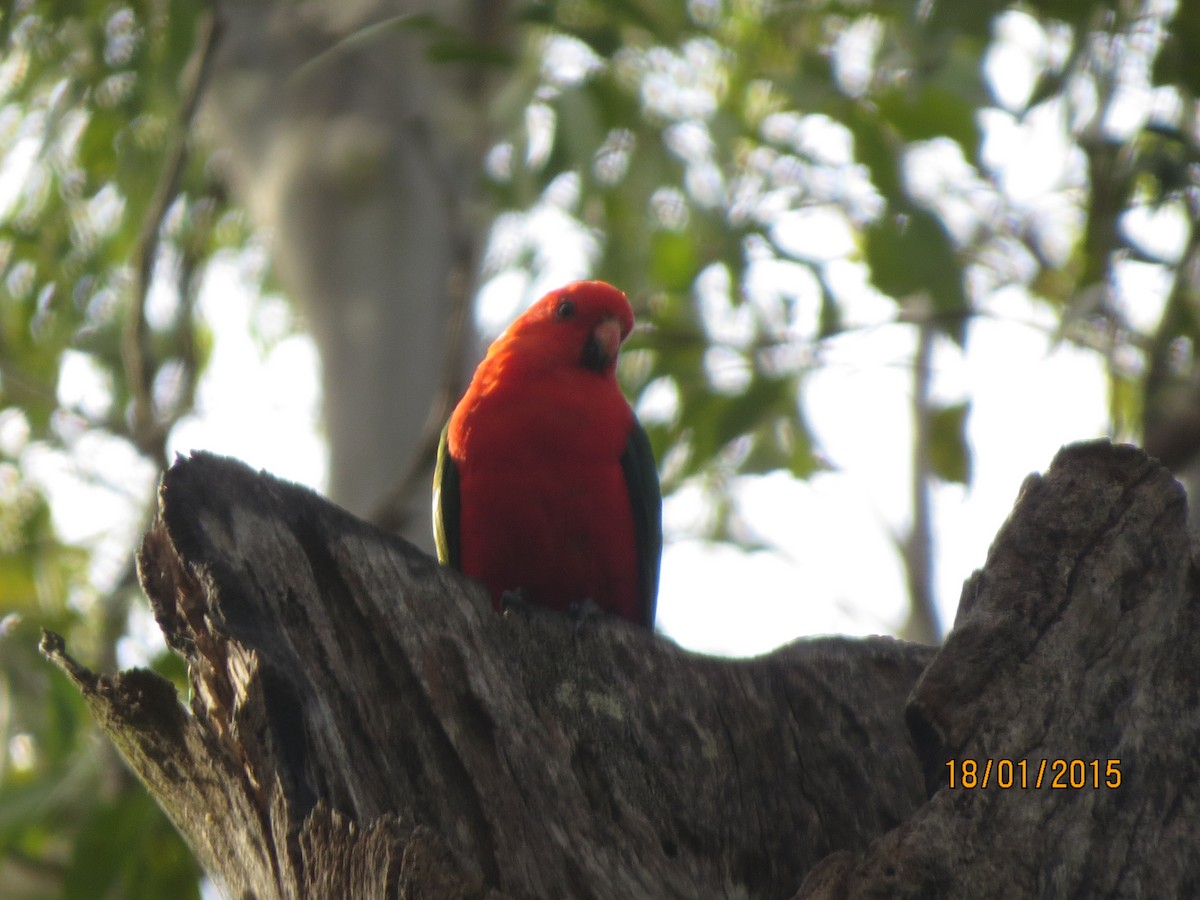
[555,300,576,320]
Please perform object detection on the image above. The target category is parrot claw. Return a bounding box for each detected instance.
[500,588,531,617]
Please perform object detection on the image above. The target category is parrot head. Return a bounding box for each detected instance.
[496,280,635,378]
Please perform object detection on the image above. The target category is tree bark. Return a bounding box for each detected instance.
[41,441,1200,898]
[800,441,1200,898]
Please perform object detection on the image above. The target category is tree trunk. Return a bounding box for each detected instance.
[41,441,1200,898]
[201,0,508,544]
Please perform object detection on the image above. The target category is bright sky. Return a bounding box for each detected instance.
[11,6,1184,663]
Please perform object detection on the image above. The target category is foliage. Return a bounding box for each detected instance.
[1,0,1198,892]
[484,0,1198,524]
[0,0,223,894]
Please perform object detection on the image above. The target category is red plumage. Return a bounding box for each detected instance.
[435,280,660,626]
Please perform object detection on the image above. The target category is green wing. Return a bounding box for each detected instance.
[433,421,461,568]
[621,419,663,628]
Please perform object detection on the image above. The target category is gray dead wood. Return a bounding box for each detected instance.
[796,441,1200,898]
[41,450,930,899]
[44,441,1197,898]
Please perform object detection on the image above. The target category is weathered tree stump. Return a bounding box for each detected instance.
[41,441,1200,898]
[800,441,1200,898]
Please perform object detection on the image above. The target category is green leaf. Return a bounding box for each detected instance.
[1024,68,1070,113]
[0,770,73,840]
[741,412,822,479]
[1108,369,1141,440]
[929,401,972,485]
[714,374,790,449]
[842,102,902,202]
[676,373,820,480]
[63,789,201,900]
[1152,3,1200,94]
[553,83,606,177]
[922,0,1002,43]
[864,206,968,344]
[816,269,843,339]
[1027,0,1104,28]
[649,230,698,292]
[427,39,514,67]
[877,82,981,159]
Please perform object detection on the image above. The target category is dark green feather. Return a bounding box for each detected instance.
[621,419,663,628]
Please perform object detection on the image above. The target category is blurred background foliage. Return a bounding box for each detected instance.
[1,0,1197,893]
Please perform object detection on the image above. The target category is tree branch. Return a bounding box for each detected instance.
[44,451,929,899]
[123,5,221,464]
[900,318,940,644]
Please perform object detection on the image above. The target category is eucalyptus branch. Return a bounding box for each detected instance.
[122,6,221,466]
[899,315,939,645]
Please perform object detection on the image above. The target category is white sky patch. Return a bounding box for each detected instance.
[1115,260,1172,336]
[821,258,896,327]
[117,602,170,669]
[168,256,326,491]
[57,350,114,421]
[741,254,819,336]
[904,139,997,244]
[984,10,1052,111]
[657,537,893,657]
[979,102,1082,204]
[475,267,533,338]
[540,33,604,88]
[683,159,725,210]
[22,431,157,595]
[144,250,183,330]
[807,322,918,531]
[935,289,1109,624]
[0,133,36,218]
[703,345,751,394]
[831,16,883,98]
[524,103,555,169]
[475,179,599,338]
[636,376,680,425]
[697,277,754,347]
[1123,199,1189,263]
[0,408,30,456]
[649,185,690,229]
[638,39,729,121]
[768,205,858,263]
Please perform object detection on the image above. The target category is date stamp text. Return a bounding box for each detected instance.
[945,759,1121,790]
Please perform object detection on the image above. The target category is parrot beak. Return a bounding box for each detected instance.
[582,316,624,373]
[594,316,623,358]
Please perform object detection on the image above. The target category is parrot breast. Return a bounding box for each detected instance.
[450,371,642,621]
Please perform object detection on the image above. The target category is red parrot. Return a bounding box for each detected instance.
[433,280,662,628]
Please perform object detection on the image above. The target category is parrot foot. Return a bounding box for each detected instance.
[500,588,531,618]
